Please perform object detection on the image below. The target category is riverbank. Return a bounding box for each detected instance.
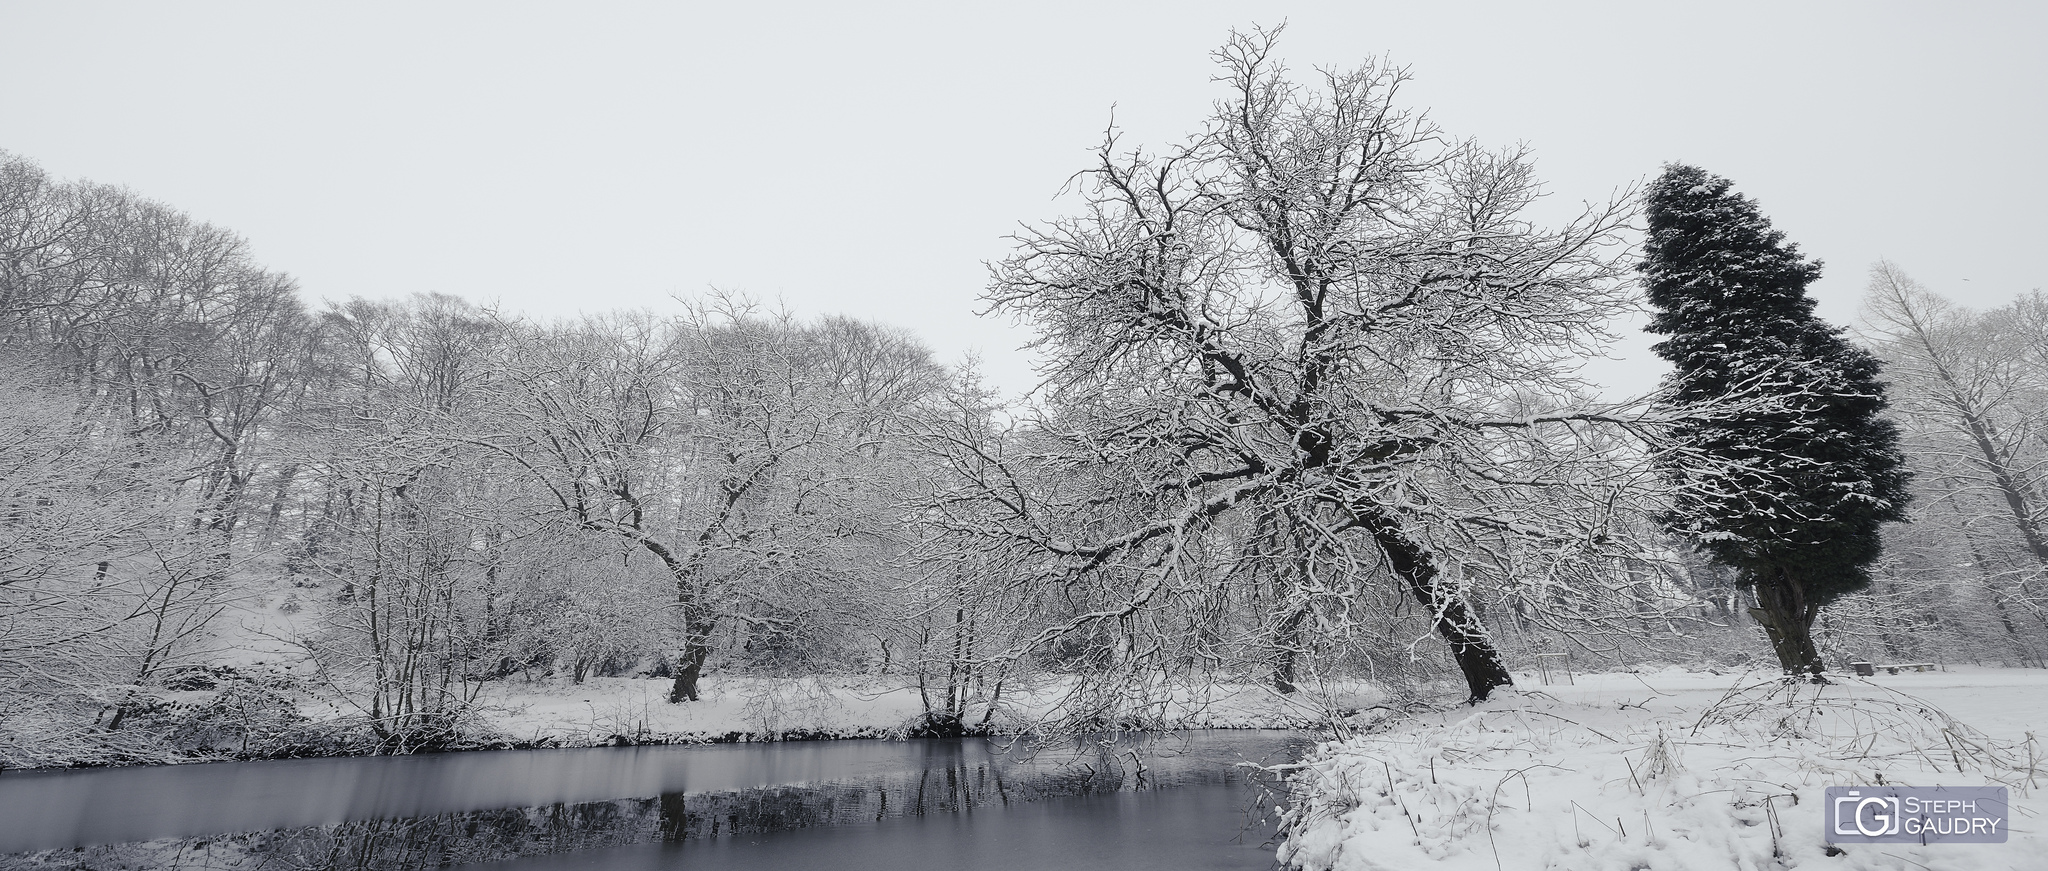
[19,664,2048,870]
[1,667,1377,769]
[1281,666,2046,871]
[467,673,1364,749]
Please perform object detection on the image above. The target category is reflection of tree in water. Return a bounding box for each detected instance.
[657,753,1165,841]
[1,739,1296,871]
[0,800,664,871]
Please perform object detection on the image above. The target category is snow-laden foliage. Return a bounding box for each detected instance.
[1641,165,1910,676]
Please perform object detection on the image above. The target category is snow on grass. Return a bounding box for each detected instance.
[472,673,1380,746]
[475,675,914,744]
[204,574,1376,750]
[1279,667,2044,871]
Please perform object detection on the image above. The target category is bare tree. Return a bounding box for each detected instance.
[488,298,942,702]
[0,363,235,763]
[286,295,525,750]
[959,29,1639,704]
[0,151,317,582]
[1860,263,2048,660]
[1864,263,2048,563]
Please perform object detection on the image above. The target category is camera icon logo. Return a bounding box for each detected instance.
[1825,785,2007,843]
[1833,790,1901,837]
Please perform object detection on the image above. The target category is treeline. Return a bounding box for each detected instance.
[0,149,972,762]
[0,51,2041,766]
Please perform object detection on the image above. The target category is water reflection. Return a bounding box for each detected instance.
[0,732,1305,871]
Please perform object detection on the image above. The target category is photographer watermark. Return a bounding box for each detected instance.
[1825,786,2008,844]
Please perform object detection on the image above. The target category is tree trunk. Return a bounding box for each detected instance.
[1958,415,2048,565]
[640,536,716,704]
[1748,567,1825,679]
[1271,602,1310,694]
[1368,515,1513,702]
[260,463,301,544]
[1270,521,1314,695]
[667,630,711,703]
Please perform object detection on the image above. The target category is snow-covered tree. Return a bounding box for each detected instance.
[290,295,527,750]
[1640,164,1909,678]
[962,29,1640,704]
[1857,265,2048,664]
[486,299,944,702]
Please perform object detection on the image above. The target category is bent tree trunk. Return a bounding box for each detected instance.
[1368,515,1513,702]
[633,535,718,704]
[667,572,715,703]
[668,622,713,703]
[1748,567,1824,680]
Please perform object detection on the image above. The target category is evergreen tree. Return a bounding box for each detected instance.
[1641,164,1910,679]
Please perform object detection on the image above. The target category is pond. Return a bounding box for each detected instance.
[0,731,1310,870]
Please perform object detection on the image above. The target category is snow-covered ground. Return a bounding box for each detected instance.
[210,574,1370,750]
[468,672,1368,746]
[1281,666,2044,871]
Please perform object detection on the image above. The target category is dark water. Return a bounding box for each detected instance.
[0,731,1308,870]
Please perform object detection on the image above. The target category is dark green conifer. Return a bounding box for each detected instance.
[1641,164,1910,678]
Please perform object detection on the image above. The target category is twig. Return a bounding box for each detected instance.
[1764,794,1783,858]
[1487,796,1504,871]
[1512,709,1620,742]
[1571,801,1617,834]
[1485,764,1568,871]
[1384,759,1419,838]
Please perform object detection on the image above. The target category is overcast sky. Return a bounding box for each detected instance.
[3,2,2042,400]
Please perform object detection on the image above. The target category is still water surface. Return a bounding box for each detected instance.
[0,731,1308,870]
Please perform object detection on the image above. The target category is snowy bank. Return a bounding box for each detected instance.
[466,673,1368,748]
[1280,667,2043,871]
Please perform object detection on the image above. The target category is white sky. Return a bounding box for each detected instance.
[3,1,2042,401]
